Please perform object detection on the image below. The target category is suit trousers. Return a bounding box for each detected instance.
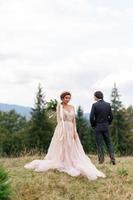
[95,123,115,162]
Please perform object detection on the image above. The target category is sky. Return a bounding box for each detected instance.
[0,0,133,112]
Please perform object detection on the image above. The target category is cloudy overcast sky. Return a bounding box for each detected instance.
[0,0,133,112]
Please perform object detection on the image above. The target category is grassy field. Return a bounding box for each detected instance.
[0,155,133,200]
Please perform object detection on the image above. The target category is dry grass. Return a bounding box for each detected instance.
[0,155,133,200]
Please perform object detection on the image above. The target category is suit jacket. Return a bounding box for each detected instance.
[90,100,113,128]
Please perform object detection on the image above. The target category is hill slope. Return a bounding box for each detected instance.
[1,155,133,200]
[0,103,90,119]
[0,103,31,118]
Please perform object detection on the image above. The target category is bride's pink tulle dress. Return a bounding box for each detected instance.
[24,103,106,180]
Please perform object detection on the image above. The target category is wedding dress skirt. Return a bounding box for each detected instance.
[24,106,106,180]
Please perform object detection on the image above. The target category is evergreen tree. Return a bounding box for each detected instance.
[27,84,54,152]
[110,83,131,155]
[76,106,96,153]
[124,106,133,154]
[126,105,133,132]
[111,83,122,113]
[0,111,28,156]
[0,110,27,133]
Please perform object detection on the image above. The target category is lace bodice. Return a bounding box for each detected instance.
[56,103,77,133]
[63,108,75,122]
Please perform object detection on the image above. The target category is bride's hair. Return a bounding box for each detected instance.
[60,91,71,100]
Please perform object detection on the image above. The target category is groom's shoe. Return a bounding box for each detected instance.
[99,159,104,164]
[110,159,116,165]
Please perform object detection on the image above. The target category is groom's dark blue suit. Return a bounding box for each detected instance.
[90,100,115,164]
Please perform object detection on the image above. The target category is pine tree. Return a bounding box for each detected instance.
[0,111,28,156]
[110,83,131,155]
[76,106,95,153]
[27,84,54,152]
[111,83,122,113]
[0,110,27,134]
[126,105,133,131]
[124,106,133,154]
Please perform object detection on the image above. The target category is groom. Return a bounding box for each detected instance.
[90,91,116,165]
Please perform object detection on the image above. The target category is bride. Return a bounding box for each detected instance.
[24,91,106,180]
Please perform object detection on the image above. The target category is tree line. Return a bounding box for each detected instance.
[0,84,133,157]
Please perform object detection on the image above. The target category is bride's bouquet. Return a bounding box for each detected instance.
[46,99,58,111]
[46,99,58,119]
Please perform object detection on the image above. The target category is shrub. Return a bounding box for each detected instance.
[0,166,11,200]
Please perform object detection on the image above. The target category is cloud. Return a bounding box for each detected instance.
[0,0,133,111]
[1,47,132,110]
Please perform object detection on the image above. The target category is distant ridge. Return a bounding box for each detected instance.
[0,103,90,120]
[0,103,32,118]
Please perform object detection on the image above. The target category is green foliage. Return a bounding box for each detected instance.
[76,106,96,153]
[126,105,133,133]
[111,83,122,113]
[0,85,55,157]
[0,111,28,156]
[110,83,133,155]
[117,167,128,177]
[27,84,54,152]
[2,155,133,200]
[0,166,10,200]
[0,110,27,133]
[0,83,133,157]
[46,99,58,112]
[46,99,57,123]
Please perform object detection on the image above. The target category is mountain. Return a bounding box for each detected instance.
[0,103,90,120]
[0,103,32,119]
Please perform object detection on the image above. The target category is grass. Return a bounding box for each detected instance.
[0,155,133,200]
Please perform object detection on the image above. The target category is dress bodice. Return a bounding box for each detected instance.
[63,109,75,122]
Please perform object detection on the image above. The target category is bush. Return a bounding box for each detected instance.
[0,166,11,200]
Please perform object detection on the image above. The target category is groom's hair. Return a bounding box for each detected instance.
[94,91,103,100]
